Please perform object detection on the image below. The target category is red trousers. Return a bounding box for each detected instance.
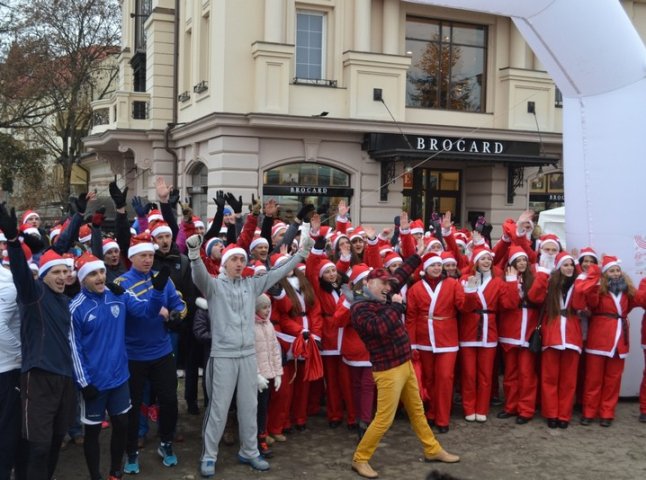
[501,346,538,418]
[459,347,496,416]
[419,350,457,427]
[323,356,355,424]
[582,353,625,419]
[541,348,579,421]
[267,362,294,435]
[307,378,324,416]
[640,350,646,414]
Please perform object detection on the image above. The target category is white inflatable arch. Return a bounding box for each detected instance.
[410,0,646,395]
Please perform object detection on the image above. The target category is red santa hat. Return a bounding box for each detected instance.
[192,216,205,230]
[102,238,120,255]
[383,251,403,268]
[253,260,267,275]
[147,209,164,224]
[441,251,457,265]
[424,236,443,252]
[349,263,371,285]
[601,255,621,273]
[379,245,395,257]
[151,221,172,238]
[75,252,105,283]
[20,223,41,238]
[128,232,156,259]
[38,249,69,277]
[21,209,39,225]
[296,263,306,273]
[507,245,528,265]
[349,226,365,242]
[555,251,574,270]
[410,220,425,235]
[78,224,92,243]
[62,252,76,270]
[578,247,599,262]
[270,253,290,268]
[422,252,443,271]
[537,233,561,252]
[471,246,494,265]
[318,260,336,278]
[271,222,288,239]
[454,231,469,249]
[221,244,248,266]
[249,236,269,252]
[49,224,64,242]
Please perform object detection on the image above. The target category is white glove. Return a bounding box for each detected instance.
[186,234,203,261]
[257,374,269,392]
[274,375,282,391]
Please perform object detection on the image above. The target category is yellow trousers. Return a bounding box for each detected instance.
[353,360,442,462]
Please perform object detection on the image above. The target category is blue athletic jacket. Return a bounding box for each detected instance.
[69,286,165,390]
[114,268,187,361]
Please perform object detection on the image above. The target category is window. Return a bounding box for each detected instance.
[555,86,563,108]
[295,11,325,81]
[134,0,152,52]
[406,17,487,112]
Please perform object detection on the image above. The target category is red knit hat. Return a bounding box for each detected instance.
[329,232,348,250]
[102,238,120,255]
[151,221,172,238]
[601,255,621,273]
[147,209,164,224]
[349,263,371,285]
[424,236,443,252]
[349,226,365,242]
[78,224,92,243]
[379,245,394,257]
[318,259,336,278]
[21,209,39,225]
[128,232,155,259]
[555,251,574,270]
[38,249,69,277]
[578,247,598,262]
[410,220,424,235]
[507,246,528,265]
[221,244,248,266]
[75,252,105,283]
[271,222,287,239]
[471,246,494,264]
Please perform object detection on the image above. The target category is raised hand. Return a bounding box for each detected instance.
[415,236,425,256]
[250,194,261,215]
[310,213,321,235]
[363,225,376,240]
[76,191,96,215]
[155,176,171,203]
[131,196,147,218]
[186,234,203,261]
[168,188,181,209]
[263,198,278,217]
[296,204,315,222]
[109,181,128,209]
[442,211,452,230]
[213,190,226,210]
[91,207,106,228]
[0,202,18,240]
[506,265,518,277]
[225,192,243,214]
[400,211,410,231]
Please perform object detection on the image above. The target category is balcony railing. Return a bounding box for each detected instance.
[89,91,152,134]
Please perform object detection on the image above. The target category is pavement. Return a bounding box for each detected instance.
[55,385,646,480]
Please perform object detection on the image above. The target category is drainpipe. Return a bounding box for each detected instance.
[164,0,181,188]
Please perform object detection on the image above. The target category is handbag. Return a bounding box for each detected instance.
[528,324,542,354]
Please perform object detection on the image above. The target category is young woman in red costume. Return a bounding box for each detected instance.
[305,215,356,429]
[407,253,465,433]
[540,251,586,428]
[459,246,516,422]
[577,256,646,426]
[497,246,550,424]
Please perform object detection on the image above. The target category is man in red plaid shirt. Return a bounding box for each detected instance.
[350,252,460,479]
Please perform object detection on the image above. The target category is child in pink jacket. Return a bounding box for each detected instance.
[255,293,283,457]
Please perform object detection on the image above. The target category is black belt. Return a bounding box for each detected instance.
[475,309,494,342]
[520,301,539,310]
[560,309,569,316]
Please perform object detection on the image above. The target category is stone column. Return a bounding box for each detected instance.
[382,0,399,55]
[354,0,371,51]
[265,0,284,43]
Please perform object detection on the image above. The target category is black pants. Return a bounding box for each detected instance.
[183,326,203,406]
[127,354,178,454]
[0,369,27,480]
[256,387,271,436]
[84,413,128,480]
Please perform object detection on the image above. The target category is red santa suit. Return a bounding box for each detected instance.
[498,260,550,419]
[575,262,646,420]
[407,271,465,428]
[305,248,355,427]
[459,268,515,418]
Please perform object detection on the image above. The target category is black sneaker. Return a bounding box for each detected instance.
[580,417,593,426]
[600,418,613,427]
[496,411,516,419]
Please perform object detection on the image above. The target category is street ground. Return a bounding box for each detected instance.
[56,383,646,480]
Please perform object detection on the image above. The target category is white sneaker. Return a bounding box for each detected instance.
[177,369,185,378]
[198,368,204,377]
[465,414,476,422]
[475,414,487,423]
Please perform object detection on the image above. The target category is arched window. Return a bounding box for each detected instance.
[263,163,353,224]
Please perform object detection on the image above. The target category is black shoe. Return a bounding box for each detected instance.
[580,417,593,426]
[640,413,646,423]
[295,424,307,432]
[547,418,558,429]
[328,420,341,429]
[516,416,531,425]
[427,418,435,427]
[496,411,516,419]
[600,418,613,427]
[437,425,449,434]
[187,403,200,415]
[282,427,293,435]
[490,397,504,407]
[347,423,358,431]
[558,420,569,429]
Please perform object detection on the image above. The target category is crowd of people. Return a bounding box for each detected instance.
[1,175,646,480]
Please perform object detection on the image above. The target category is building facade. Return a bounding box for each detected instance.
[83,0,646,231]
